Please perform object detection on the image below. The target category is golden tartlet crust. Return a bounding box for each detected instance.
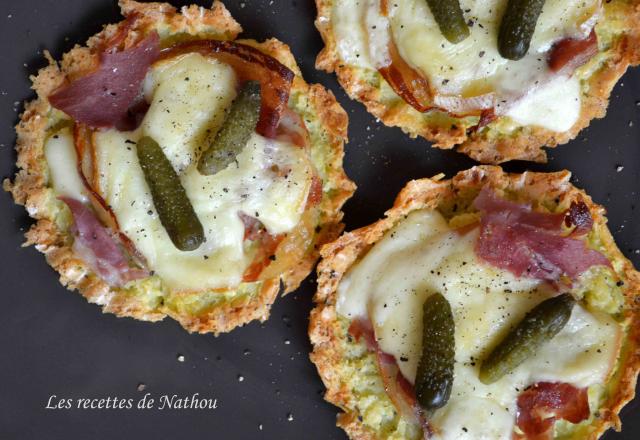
[309,166,640,439]
[4,0,355,335]
[314,0,640,164]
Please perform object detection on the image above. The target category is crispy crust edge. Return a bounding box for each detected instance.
[4,0,354,335]
[314,0,640,164]
[309,165,640,439]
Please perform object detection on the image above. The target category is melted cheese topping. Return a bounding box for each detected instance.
[50,53,312,291]
[141,54,237,173]
[45,128,88,203]
[331,0,373,68]
[332,0,598,132]
[504,74,582,132]
[337,210,620,439]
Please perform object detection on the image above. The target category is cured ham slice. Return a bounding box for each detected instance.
[305,174,323,209]
[60,197,148,287]
[548,31,598,74]
[239,212,285,283]
[515,382,590,440]
[158,40,294,139]
[474,187,567,229]
[275,108,311,149]
[49,33,160,129]
[348,319,432,439]
[474,188,609,283]
[239,212,265,242]
[348,318,378,351]
[378,41,433,113]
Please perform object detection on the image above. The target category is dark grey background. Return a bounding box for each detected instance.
[0,1,638,439]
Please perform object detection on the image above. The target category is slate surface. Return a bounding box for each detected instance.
[0,1,638,439]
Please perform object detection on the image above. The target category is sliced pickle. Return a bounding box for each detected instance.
[197,81,261,175]
[479,293,575,384]
[498,0,547,60]
[415,292,455,413]
[136,136,204,251]
[425,0,470,44]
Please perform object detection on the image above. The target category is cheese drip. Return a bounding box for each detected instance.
[44,128,87,203]
[331,0,599,132]
[337,210,620,439]
[79,53,311,291]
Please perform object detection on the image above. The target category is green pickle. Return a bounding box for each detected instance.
[498,0,547,60]
[136,136,205,252]
[425,0,470,44]
[479,293,575,384]
[415,292,455,413]
[197,81,261,176]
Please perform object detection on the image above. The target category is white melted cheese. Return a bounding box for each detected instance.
[337,210,620,439]
[142,53,238,173]
[331,0,374,68]
[504,74,582,132]
[89,53,311,291]
[365,0,392,68]
[332,0,598,131]
[44,128,88,203]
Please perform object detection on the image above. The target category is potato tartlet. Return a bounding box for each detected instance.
[315,0,640,163]
[310,166,639,439]
[6,0,354,334]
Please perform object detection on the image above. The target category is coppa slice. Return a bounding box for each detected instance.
[6,0,355,334]
[473,187,610,283]
[310,166,640,440]
[315,0,640,163]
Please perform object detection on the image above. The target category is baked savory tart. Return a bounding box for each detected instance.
[310,166,640,439]
[5,0,354,334]
[315,0,640,163]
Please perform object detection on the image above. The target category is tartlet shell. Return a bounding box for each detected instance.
[309,166,640,439]
[5,0,355,335]
[314,0,640,163]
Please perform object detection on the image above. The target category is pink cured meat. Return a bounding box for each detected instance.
[473,188,609,283]
[60,197,148,287]
[548,30,598,74]
[515,382,590,440]
[49,33,160,129]
[348,319,432,439]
